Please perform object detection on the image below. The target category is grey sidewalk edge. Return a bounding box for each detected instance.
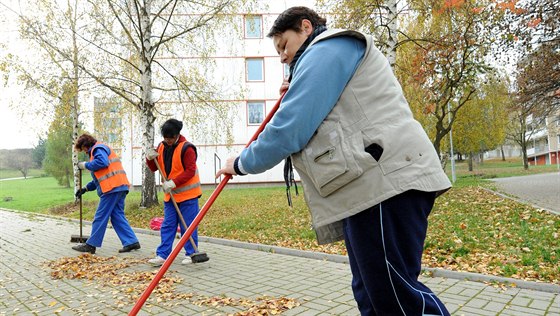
[3,207,559,294]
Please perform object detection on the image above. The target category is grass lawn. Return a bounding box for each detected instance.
[1,158,558,284]
[0,168,45,179]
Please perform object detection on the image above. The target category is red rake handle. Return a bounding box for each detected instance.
[129,92,286,315]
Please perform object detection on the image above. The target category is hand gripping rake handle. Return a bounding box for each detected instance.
[129,92,286,315]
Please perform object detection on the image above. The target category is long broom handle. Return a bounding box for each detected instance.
[151,157,199,251]
[129,92,286,315]
[79,168,83,238]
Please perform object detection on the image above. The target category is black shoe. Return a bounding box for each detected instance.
[72,243,96,254]
[118,242,141,253]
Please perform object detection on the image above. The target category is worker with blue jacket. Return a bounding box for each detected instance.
[72,133,140,255]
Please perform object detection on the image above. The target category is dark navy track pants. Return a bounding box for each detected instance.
[157,198,199,259]
[87,190,138,248]
[343,190,450,316]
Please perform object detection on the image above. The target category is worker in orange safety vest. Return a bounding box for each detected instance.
[72,133,140,254]
[145,119,206,266]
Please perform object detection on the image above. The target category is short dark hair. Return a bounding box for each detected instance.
[161,118,183,138]
[75,134,97,151]
[267,6,327,38]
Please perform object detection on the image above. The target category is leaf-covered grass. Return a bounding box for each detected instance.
[1,159,558,284]
[426,186,559,283]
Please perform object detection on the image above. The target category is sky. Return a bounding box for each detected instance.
[0,0,49,150]
[0,89,48,150]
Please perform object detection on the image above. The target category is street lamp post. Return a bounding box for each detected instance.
[448,102,456,183]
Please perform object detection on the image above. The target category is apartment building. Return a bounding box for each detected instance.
[527,111,560,166]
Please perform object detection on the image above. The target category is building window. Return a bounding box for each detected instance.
[244,15,262,38]
[246,58,264,81]
[247,101,265,125]
[108,132,119,143]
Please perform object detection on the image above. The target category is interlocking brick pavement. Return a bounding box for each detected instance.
[0,209,558,315]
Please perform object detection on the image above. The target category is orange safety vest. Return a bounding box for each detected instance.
[157,141,202,203]
[90,142,130,193]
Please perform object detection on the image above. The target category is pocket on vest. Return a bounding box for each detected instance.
[293,121,363,197]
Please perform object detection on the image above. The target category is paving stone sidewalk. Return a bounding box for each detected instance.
[490,172,560,215]
[0,209,558,316]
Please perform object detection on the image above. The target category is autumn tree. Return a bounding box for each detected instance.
[1,149,35,178]
[494,0,559,111]
[492,0,559,170]
[3,0,251,207]
[397,0,497,157]
[506,54,554,170]
[43,82,77,187]
[53,0,248,207]
[452,73,510,170]
[1,0,91,193]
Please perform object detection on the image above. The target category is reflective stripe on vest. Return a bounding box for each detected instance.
[90,143,130,193]
[157,141,202,203]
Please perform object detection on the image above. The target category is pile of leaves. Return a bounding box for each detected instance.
[46,254,187,307]
[193,296,300,315]
[45,254,299,314]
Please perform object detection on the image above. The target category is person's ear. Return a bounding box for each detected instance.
[301,19,313,35]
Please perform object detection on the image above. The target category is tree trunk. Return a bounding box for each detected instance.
[139,1,158,208]
[521,137,529,170]
[386,0,398,69]
[441,153,448,171]
[501,145,505,161]
[433,133,442,159]
[141,107,158,207]
[65,166,71,188]
[468,152,474,171]
[70,0,80,195]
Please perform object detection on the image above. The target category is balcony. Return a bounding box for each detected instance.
[526,128,548,141]
[527,145,550,157]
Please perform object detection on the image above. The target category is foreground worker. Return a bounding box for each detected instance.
[145,118,206,266]
[216,6,452,316]
[72,133,140,254]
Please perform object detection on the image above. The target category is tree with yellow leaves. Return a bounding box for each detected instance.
[452,73,510,171]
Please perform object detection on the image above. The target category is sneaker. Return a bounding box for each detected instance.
[72,243,96,254]
[181,255,192,265]
[118,242,141,253]
[148,256,166,267]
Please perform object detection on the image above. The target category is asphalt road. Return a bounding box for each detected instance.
[490,172,560,215]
